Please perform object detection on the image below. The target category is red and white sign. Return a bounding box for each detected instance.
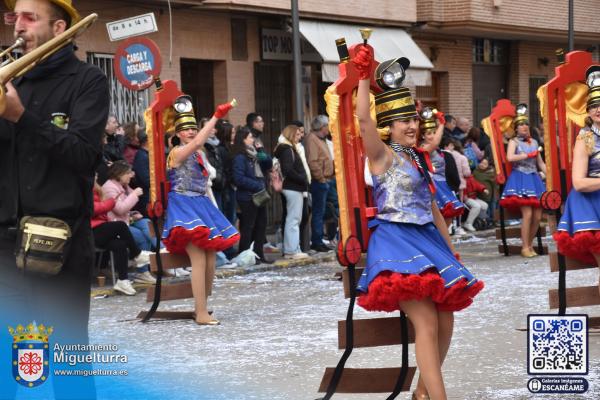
[114,37,162,91]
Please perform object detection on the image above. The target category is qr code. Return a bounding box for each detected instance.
[528,315,587,374]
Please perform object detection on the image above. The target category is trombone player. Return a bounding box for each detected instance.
[0,1,108,398]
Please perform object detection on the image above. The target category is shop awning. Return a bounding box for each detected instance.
[299,20,433,85]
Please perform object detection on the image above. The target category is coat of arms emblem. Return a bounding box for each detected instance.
[9,322,52,388]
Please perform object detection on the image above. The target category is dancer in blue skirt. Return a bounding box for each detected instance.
[162,95,239,325]
[554,66,600,295]
[419,108,465,229]
[352,47,483,400]
[499,104,547,257]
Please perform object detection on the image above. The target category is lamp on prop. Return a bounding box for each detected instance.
[514,103,529,127]
[585,65,600,110]
[374,57,410,91]
[420,106,438,134]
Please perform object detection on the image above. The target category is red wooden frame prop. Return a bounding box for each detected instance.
[480,99,516,185]
[326,42,381,266]
[538,51,596,196]
[146,79,183,218]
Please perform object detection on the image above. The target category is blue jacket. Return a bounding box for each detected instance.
[132,148,150,215]
[233,153,265,202]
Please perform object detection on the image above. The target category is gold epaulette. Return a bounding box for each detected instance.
[577,129,594,155]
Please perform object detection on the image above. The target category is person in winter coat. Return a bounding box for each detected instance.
[232,127,271,264]
[132,132,150,217]
[274,125,310,259]
[463,176,489,232]
[102,161,154,253]
[92,179,155,295]
[216,119,237,225]
[446,139,472,201]
[472,158,497,225]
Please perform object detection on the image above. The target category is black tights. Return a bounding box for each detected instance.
[93,221,140,280]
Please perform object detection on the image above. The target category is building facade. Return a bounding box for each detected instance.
[1,0,599,229]
[414,0,600,127]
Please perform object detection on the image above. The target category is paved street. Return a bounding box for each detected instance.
[88,233,600,400]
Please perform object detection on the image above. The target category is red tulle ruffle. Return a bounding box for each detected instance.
[357,270,484,312]
[553,230,600,265]
[440,202,464,218]
[499,195,540,210]
[163,226,240,254]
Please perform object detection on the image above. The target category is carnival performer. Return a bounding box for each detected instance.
[419,108,465,228]
[161,96,239,325]
[352,48,484,400]
[498,104,547,257]
[554,66,600,295]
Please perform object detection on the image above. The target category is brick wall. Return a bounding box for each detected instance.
[202,0,417,24]
[0,0,261,126]
[508,41,558,106]
[414,37,473,121]
[419,0,600,36]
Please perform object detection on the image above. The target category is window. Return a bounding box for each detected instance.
[231,18,248,61]
[473,39,507,65]
[87,52,150,126]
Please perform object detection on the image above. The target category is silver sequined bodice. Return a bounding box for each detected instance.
[430,149,446,181]
[168,149,208,196]
[512,138,538,173]
[372,152,433,225]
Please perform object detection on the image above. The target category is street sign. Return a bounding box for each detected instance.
[107,13,158,42]
[113,38,162,91]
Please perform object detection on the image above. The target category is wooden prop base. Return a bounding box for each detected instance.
[548,286,600,309]
[497,244,548,255]
[319,265,416,397]
[549,252,598,272]
[139,251,195,321]
[318,367,416,393]
[495,226,546,240]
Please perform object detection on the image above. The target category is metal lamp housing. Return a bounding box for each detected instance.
[587,71,600,88]
[421,107,434,120]
[174,95,193,113]
[380,63,405,90]
[516,103,528,116]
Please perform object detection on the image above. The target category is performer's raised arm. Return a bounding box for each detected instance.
[353,46,390,175]
[169,98,234,168]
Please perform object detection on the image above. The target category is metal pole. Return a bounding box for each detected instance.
[291,0,303,121]
[568,0,574,51]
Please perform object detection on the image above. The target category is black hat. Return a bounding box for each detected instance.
[374,87,418,128]
[585,65,600,110]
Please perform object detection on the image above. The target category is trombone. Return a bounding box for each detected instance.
[0,13,98,114]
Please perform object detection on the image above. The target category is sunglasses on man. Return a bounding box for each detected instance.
[4,11,57,26]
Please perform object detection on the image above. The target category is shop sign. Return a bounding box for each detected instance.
[107,13,158,42]
[261,28,321,63]
[114,37,162,91]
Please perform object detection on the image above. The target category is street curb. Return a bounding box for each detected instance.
[91,252,337,298]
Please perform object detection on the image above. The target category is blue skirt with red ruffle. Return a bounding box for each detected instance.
[357,220,484,312]
[553,189,600,265]
[499,170,545,210]
[434,179,464,218]
[162,192,239,254]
